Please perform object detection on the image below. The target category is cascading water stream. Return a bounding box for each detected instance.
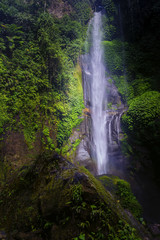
[81,11,125,175]
[90,12,108,175]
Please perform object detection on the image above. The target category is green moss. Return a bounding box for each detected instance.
[99,175,142,219]
[56,64,84,146]
[103,40,126,75]
[0,156,143,239]
[107,102,113,109]
[79,167,113,203]
[112,75,134,103]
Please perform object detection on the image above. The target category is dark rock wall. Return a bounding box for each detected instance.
[118,0,159,41]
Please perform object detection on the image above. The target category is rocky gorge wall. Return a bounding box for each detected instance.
[73,0,160,232]
[75,51,126,177]
[118,0,159,41]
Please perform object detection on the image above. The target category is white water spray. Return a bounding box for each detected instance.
[91,12,108,174]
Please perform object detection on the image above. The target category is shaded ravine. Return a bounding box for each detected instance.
[77,10,160,233]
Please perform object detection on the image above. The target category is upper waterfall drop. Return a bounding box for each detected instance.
[91,11,108,175]
[82,11,108,175]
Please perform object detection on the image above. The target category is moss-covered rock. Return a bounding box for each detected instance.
[98,175,142,219]
[0,154,149,240]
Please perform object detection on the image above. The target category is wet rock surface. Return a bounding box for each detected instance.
[76,138,97,175]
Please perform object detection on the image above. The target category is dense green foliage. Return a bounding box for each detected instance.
[67,0,94,24]
[122,91,160,170]
[103,40,124,74]
[0,0,92,154]
[101,0,119,40]
[122,91,160,133]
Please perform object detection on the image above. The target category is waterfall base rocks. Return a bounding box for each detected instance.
[76,138,97,175]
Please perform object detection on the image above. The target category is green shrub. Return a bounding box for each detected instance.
[122,91,160,132]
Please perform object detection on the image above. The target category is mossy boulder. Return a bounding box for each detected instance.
[0,154,149,240]
[98,175,142,219]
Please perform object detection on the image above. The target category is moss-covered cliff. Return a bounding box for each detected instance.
[0,0,96,168]
[0,153,150,240]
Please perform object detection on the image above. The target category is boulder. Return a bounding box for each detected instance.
[0,154,151,240]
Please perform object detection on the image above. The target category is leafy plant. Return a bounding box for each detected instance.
[72,184,82,203]
[73,233,85,240]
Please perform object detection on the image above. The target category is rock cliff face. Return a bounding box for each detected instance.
[48,0,96,19]
[78,51,126,176]
[0,131,41,169]
[48,0,73,18]
[0,123,57,169]
[118,0,159,41]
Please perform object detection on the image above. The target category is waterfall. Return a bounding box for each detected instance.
[91,12,108,175]
[81,11,125,176]
[83,11,108,175]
